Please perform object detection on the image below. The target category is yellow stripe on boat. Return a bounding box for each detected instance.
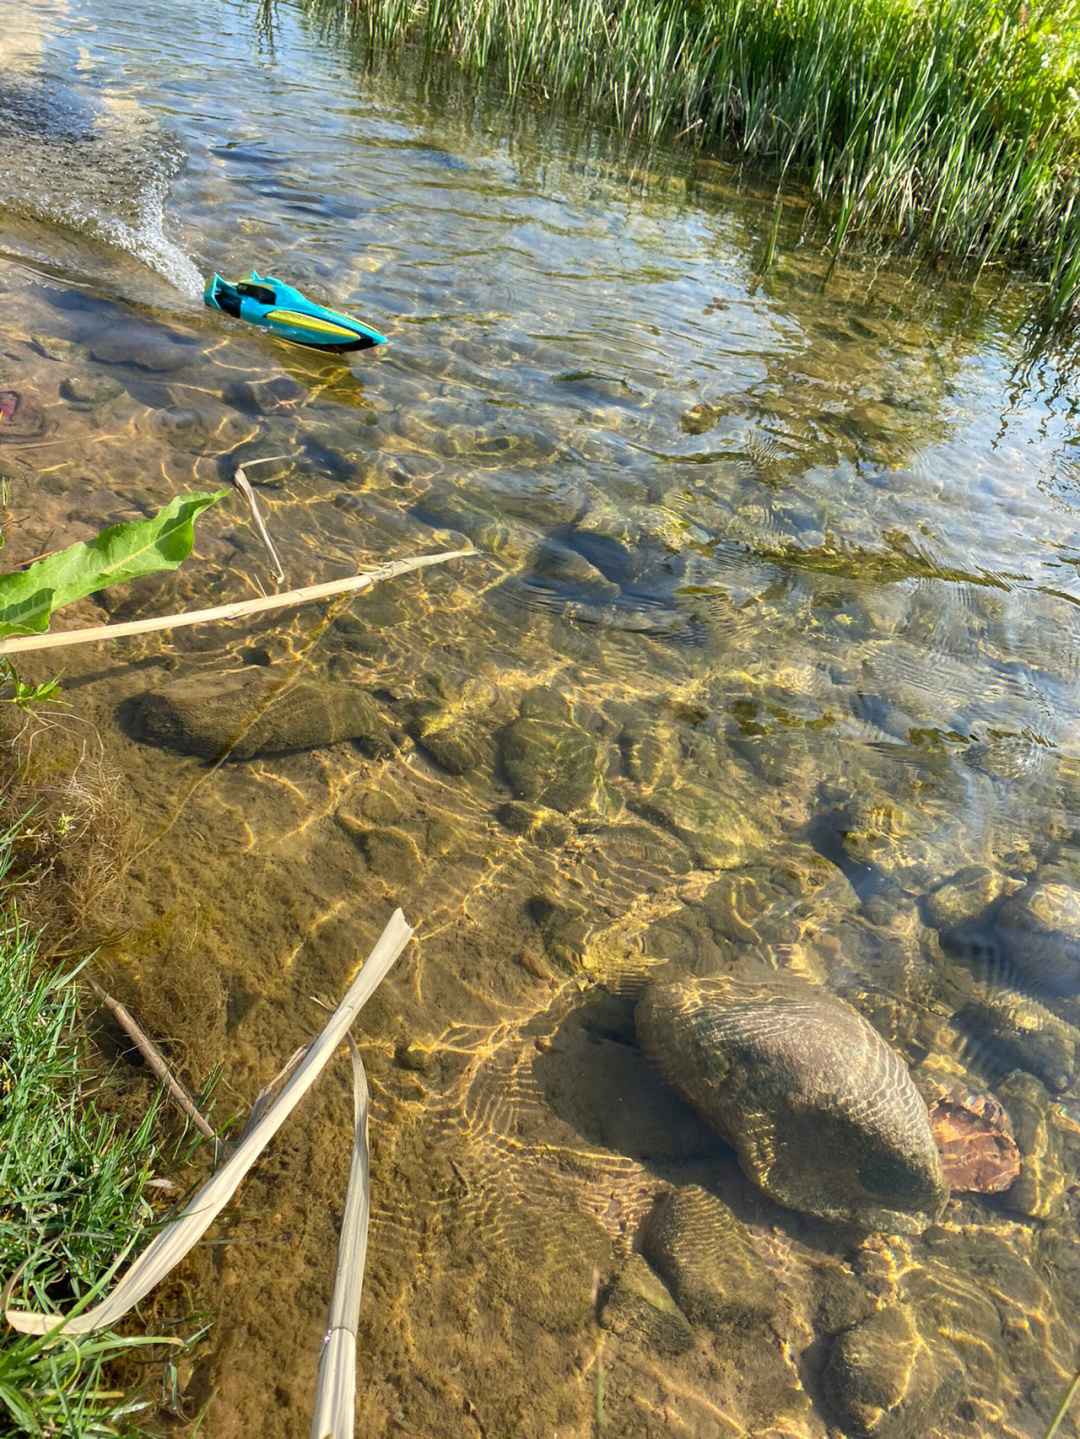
[265,308,359,339]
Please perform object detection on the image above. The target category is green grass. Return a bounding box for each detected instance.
[319,0,1080,333]
[0,840,167,1437]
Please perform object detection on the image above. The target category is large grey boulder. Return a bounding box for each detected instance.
[636,973,948,1233]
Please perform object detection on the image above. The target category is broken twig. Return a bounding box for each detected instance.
[232,456,289,584]
[87,978,225,1162]
[5,909,414,1336]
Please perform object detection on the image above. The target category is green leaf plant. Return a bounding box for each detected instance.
[0,490,229,641]
[0,489,228,710]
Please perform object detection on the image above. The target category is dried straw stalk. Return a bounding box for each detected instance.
[5,909,414,1337]
[231,457,288,583]
[310,1036,370,1439]
[0,549,473,656]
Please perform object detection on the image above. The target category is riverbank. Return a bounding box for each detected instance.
[0,715,207,1437]
[324,0,1080,336]
[0,887,162,1436]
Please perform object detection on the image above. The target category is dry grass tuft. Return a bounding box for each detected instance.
[0,705,136,951]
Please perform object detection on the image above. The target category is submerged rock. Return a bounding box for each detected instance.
[617,719,676,789]
[415,718,488,776]
[500,692,602,813]
[958,986,1080,1092]
[390,674,494,777]
[496,803,573,850]
[59,374,123,407]
[636,973,948,1232]
[0,388,51,441]
[921,1082,1019,1194]
[629,784,762,871]
[599,1253,694,1356]
[347,825,422,884]
[697,845,858,981]
[639,1184,778,1332]
[841,796,981,893]
[680,403,720,436]
[524,893,590,971]
[998,1070,1069,1220]
[89,326,197,372]
[223,373,306,414]
[128,671,397,759]
[823,1305,963,1439]
[997,869,1080,994]
[923,865,1006,931]
[638,1185,810,1430]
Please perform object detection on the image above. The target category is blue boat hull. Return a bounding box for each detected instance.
[204,271,387,352]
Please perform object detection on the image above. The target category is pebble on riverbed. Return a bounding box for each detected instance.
[631,1185,809,1428]
[389,675,495,776]
[922,864,1009,930]
[599,1253,694,1356]
[679,402,720,435]
[628,783,764,871]
[640,1184,780,1333]
[920,1081,1020,1194]
[58,374,123,407]
[499,687,604,814]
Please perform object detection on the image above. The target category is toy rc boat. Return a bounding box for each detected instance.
[203,271,387,352]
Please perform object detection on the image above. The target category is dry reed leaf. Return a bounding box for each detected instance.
[0,549,474,656]
[5,909,413,1337]
[236,1044,307,1143]
[310,1035,370,1439]
[232,459,287,584]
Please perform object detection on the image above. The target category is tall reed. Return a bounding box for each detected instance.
[320,0,1080,332]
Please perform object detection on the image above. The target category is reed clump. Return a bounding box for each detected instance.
[327,0,1080,331]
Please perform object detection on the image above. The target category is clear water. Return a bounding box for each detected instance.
[4,1,1080,1435]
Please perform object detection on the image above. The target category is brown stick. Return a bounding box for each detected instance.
[87,978,225,1159]
[0,548,474,656]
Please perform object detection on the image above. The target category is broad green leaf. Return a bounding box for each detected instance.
[0,489,229,639]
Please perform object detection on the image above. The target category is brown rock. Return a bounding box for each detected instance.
[922,1083,1019,1194]
[824,1304,964,1439]
[128,671,397,760]
[0,388,51,441]
[636,973,948,1233]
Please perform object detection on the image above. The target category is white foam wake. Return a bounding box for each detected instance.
[95,173,204,298]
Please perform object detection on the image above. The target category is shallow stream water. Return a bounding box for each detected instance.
[6,2,1080,1436]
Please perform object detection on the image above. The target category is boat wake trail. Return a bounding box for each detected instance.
[0,74,202,297]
